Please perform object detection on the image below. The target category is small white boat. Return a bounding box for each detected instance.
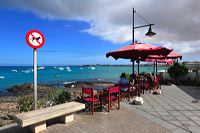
[11,70,18,72]
[66,66,71,70]
[21,70,30,73]
[38,67,45,70]
[88,66,95,70]
[0,76,5,79]
[58,67,64,70]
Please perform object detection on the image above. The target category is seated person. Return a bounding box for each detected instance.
[129,73,135,86]
[129,74,137,93]
[118,73,129,92]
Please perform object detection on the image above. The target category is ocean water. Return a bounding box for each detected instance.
[0,66,168,91]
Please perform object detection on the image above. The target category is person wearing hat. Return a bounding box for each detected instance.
[119,73,129,92]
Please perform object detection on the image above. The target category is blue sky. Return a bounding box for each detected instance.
[0,0,200,65]
[0,8,130,65]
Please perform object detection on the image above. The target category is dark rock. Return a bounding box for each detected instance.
[7,83,55,97]
[0,120,13,127]
[7,113,15,120]
[1,114,10,120]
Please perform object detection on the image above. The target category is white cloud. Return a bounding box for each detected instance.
[1,0,200,55]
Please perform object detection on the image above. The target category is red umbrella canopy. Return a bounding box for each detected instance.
[145,59,174,65]
[148,52,182,60]
[106,42,173,60]
[167,52,182,59]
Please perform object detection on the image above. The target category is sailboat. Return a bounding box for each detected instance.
[66,66,71,72]
[66,66,70,70]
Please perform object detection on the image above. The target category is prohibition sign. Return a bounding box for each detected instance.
[26,30,45,49]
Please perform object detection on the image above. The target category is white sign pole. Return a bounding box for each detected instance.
[34,48,37,110]
[26,30,44,110]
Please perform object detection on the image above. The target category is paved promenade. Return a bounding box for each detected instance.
[1,84,199,133]
[123,84,200,133]
[0,106,170,133]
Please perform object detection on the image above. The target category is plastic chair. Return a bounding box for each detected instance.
[82,86,101,115]
[120,83,130,101]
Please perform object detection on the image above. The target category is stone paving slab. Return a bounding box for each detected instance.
[46,107,170,133]
[122,84,200,133]
[0,106,170,133]
[1,84,200,133]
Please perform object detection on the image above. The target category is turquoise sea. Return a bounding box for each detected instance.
[0,66,168,92]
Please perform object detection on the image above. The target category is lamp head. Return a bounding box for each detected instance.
[145,25,156,37]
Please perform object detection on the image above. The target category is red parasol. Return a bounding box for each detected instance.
[106,42,173,97]
[148,52,182,60]
[145,59,173,65]
[146,52,182,75]
[106,42,173,60]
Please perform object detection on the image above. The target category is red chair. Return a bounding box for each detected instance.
[153,76,160,90]
[106,86,120,112]
[120,83,130,101]
[82,86,101,115]
[146,78,152,92]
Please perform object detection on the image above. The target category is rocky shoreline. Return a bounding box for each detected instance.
[0,81,115,127]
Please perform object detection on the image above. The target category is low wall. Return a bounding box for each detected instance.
[159,72,200,82]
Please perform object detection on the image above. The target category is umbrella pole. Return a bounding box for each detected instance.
[132,60,135,75]
[156,60,158,76]
[137,60,140,97]
[153,62,156,76]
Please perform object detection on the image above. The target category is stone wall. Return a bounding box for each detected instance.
[159,72,200,84]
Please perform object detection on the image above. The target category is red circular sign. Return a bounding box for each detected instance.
[26,30,45,49]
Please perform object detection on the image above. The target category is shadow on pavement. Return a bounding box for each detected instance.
[176,85,200,100]
[0,124,30,133]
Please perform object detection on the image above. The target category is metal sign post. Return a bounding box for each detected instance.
[26,30,45,110]
[33,48,37,109]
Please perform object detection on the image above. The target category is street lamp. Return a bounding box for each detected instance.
[131,7,156,75]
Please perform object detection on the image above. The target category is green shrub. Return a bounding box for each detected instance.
[167,62,188,83]
[17,95,46,113]
[17,95,34,112]
[17,89,71,112]
[48,88,71,105]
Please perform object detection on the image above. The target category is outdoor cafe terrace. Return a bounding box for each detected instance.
[1,84,200,133]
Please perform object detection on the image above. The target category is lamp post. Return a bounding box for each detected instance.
[132,8,156,97]
[131,7,156,75]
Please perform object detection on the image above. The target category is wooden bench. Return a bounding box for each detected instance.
[13,102,85,133]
